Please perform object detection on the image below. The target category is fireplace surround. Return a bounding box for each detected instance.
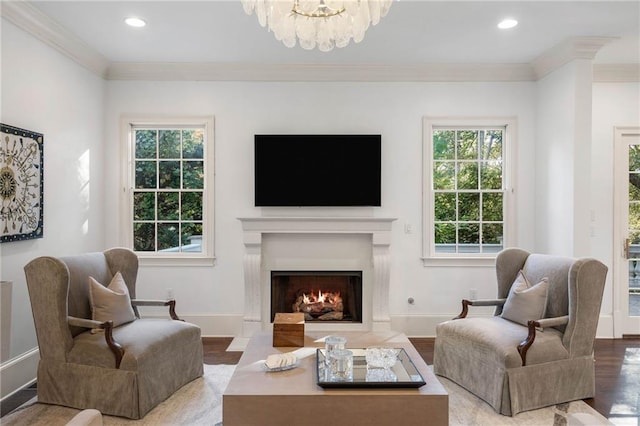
[238,216,396,336]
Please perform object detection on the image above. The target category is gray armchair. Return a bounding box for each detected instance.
[433,248,608,416]
[24,248,204,419]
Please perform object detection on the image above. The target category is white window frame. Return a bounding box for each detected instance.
[120,115,215,266]
[422,117,517,267]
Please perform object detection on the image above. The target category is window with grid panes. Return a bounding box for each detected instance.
[423,118,515,261]
[122,117,214,260]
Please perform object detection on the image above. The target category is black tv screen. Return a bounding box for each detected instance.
[254,134,381,207]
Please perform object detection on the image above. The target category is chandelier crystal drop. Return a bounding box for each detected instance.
[241,0,393,52]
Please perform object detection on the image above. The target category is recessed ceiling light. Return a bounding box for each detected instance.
[497,18,518,29]
[125,17,146,28]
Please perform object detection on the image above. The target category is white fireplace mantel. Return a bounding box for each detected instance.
[238,216,396,336]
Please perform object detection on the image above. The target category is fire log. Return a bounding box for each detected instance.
[318,311,344,321]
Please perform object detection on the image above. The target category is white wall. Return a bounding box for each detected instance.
[1,19,105,395]
[535,61,593,256]
[104,81,538,336]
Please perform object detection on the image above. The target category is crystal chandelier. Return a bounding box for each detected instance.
[241,0,393,52]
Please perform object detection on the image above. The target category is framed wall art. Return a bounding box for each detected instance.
[1,123,44,243]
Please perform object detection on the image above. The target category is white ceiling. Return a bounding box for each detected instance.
[26,0,640,66]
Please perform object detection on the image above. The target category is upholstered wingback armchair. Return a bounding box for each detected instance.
[24,248,204,419]
[433,248,608,416]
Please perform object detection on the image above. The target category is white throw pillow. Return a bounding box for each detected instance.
[88,271,136,332]
[501,270,549,326]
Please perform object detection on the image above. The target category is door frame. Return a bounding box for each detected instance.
[613,126,640,337]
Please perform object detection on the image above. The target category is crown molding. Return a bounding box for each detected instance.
[593,64,640,83]
[532,36,618,80]
[1,1,109,78]
[3,4,636,83]
[105,62,536,82]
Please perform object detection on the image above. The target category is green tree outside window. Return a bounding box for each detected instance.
[132,127,205,253]
[433,128,504,254]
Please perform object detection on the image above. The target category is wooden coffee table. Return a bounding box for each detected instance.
[223,331,448,426]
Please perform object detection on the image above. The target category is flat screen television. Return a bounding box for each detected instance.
[254,134,381,207]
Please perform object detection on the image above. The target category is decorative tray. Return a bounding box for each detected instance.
[316,348,426,388]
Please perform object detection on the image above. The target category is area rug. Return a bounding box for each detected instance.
[2,364,609,425]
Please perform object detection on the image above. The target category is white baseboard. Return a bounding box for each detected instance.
[391,314,454,337]
[184,313,617,339]
[188,313,450,338]
[181,314,244,337]
[1,348,39,401]
[184,313,448,337]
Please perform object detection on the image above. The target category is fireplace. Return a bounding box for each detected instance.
[270,271,363,323]
[238,216,396,335]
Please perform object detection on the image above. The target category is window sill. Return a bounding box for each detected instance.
[421,256,496,267]
[138,255,216,267]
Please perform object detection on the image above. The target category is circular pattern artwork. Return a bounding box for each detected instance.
[1,124,44,243]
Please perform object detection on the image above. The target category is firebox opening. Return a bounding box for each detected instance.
[270,271,363,323]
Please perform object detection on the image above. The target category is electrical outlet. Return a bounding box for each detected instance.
[166,288,174,300]
[404,223,412,234]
